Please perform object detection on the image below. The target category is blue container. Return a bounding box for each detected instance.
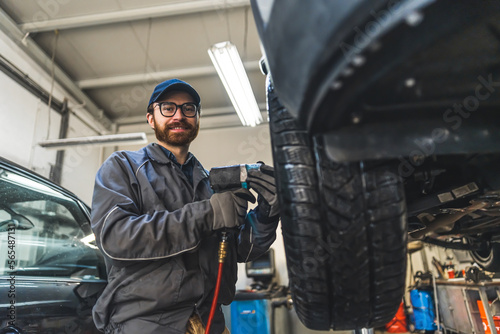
[410,289,437,331]
[230,299,270,334]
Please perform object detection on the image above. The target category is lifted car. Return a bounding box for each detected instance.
[251,0,500,330]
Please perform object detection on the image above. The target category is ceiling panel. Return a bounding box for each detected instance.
[0,0,189,22]
[35,23,152,78]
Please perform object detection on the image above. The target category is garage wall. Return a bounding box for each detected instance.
[0,29,105,204]
[0,70,59,172]
[0,69,104,205]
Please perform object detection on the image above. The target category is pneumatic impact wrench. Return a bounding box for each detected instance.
[209,163,262,192]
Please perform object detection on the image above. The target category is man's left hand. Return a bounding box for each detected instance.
[247,164,280,221]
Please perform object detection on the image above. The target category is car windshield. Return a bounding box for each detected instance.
[0,166,104,280]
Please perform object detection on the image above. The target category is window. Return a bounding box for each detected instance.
[0,167,104,280]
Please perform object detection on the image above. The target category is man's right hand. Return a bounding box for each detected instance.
[210,188,256,230]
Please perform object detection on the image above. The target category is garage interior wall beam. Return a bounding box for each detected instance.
[0,54,65,113]
[77,61,261,89]
[0,8,112,133]
[20,0,250,33]
[50,99,69,185]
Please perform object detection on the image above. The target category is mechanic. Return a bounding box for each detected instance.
[90,78,280,334]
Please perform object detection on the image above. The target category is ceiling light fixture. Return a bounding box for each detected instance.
[208,41,263,127]
[39,132,148,149]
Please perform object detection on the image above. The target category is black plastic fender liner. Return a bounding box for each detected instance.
[267,81,408,330]
[251,0,436,128]
[251,0,388,120]
[320,115,500,163]
[252,0,500,136]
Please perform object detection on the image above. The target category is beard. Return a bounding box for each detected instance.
[153,116,200,147]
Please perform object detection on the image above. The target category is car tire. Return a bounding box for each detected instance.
[267,81,408,330]
[470,241,500,272]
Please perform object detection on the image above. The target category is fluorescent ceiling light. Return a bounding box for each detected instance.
[208,41,263,127]
[39,132,148,149]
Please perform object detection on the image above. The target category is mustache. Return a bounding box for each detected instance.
[167,120,193,130]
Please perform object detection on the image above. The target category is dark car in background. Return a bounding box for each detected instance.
[251,0,500,331]
[0,157,106,333]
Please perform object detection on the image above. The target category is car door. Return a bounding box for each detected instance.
[0,162,106,334]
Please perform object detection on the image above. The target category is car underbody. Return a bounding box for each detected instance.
[251,0,500,330]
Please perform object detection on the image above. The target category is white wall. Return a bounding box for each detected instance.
[0,70,59,172]
[0,30,105,204]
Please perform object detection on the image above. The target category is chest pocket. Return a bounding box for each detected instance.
[137,163,195,212]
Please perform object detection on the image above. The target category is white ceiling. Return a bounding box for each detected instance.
[0,0,267,132]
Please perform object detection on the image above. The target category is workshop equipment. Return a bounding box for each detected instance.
[230,250,291,334]
[410,289,438,331]
[436,276,500,334]
[209,163,262,192]
[385,301,408,333]
[477,300,500,334]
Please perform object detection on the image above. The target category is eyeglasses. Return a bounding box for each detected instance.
[155,102,199,118]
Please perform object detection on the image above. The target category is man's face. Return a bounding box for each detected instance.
[147,90,200,147]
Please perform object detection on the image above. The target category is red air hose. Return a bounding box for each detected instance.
[205,262,224,334]
[205,232,228,334]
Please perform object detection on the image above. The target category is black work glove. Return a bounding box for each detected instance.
[210,188,256,230]
[246,164,280,223]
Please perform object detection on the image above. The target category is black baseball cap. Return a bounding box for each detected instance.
[147,79,201,112]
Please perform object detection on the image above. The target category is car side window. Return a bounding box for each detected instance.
[0,168,105,280]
